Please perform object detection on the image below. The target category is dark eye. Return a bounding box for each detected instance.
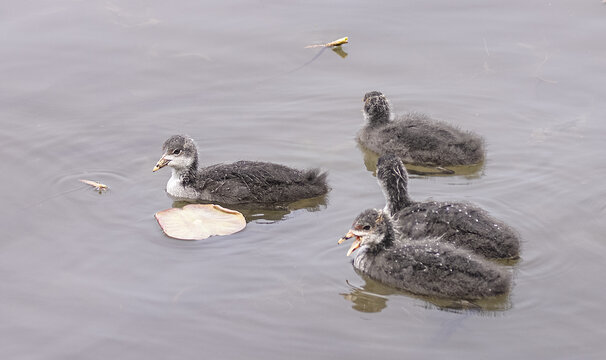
[172,149,182,155]
[363,225,371,230]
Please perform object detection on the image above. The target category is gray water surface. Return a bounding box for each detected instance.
[2,1,606,359]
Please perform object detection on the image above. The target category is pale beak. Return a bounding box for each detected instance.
[153,155,170,172]
[338,230,355,244]
[338,230,362,256]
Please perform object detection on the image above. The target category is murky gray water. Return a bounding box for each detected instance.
[2,0,606,358]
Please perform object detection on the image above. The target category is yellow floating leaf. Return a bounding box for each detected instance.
[155,204,246,240]
[325,36,348,47]
[305,36,349,48]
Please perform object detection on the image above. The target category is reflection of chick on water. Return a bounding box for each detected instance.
[339,209,511,300]
[172,196,328,223]
[341,279,389,313]
[341,274,512,313]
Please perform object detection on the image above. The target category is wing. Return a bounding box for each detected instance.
[395,201,519,258]
[198,161,327,203]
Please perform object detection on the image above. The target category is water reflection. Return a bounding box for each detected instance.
[358,143,485,177]
[342,272,512,313]
[171,194,328,223]
[331,46,348,59]
[284,43,349,76]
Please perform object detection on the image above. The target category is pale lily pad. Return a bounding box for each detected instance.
[155,204,246,240]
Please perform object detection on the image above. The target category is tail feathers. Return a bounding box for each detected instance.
[304,168,330,193]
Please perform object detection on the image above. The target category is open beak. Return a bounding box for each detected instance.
[153,155,170,172]
[338,230,362,256]
[346,238,362,256]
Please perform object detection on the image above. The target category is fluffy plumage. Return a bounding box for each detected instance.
[154,135,329,204]
[377,154,520,259]
[358,91,485,166]
[341,209,511,299]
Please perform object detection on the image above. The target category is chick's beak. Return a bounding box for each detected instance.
[338,230,355,244]
[338,230,362,256]
[153,155,170,172]
[346,238,362,256]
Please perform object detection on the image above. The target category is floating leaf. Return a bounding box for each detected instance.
[324,36,349,47]
[80,179,108,192]
[155,204,246,240]
[305,36,349,48]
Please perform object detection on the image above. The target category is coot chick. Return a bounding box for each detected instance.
[376,154,519,259]
[153,135,329,204]
[358,91,485,166]
[339,209,511,299]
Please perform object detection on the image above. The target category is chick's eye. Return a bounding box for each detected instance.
[363,225,371,230]
[172,149,182,155]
